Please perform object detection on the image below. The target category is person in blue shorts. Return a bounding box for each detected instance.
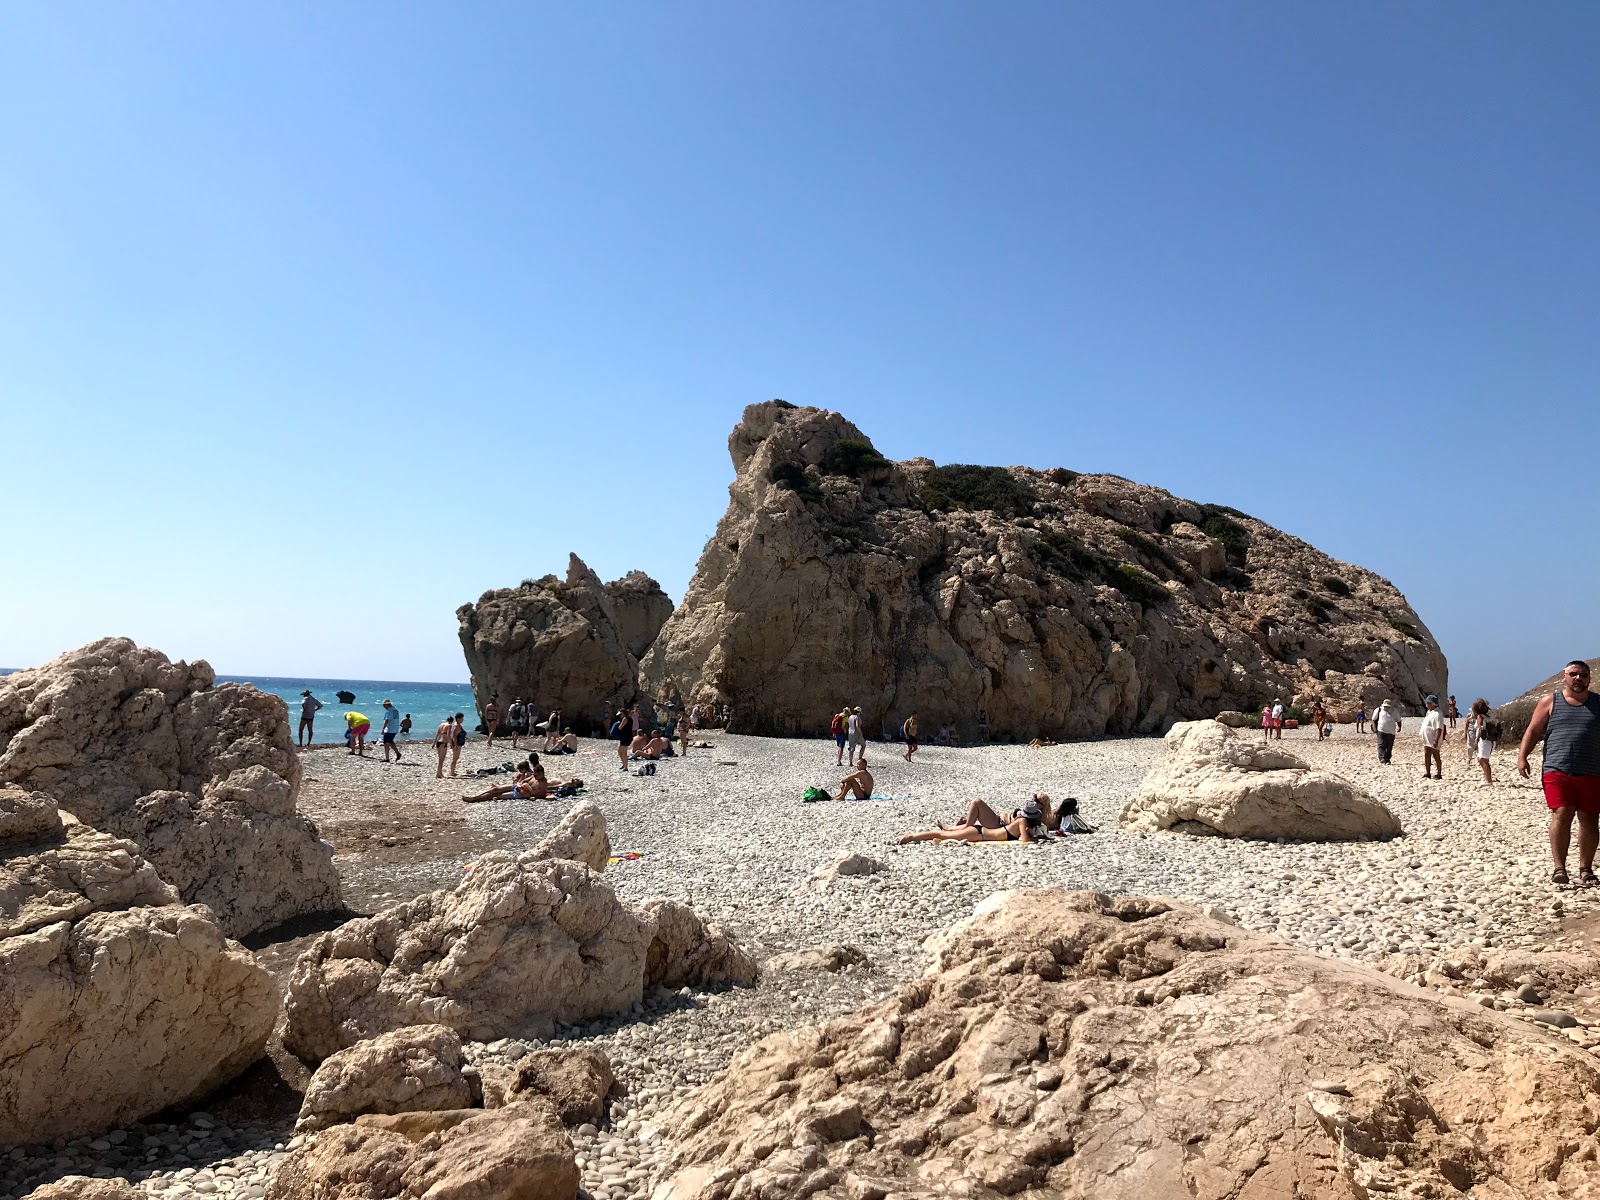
[379,699,402,763]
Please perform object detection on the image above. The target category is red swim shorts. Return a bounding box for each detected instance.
[1543,770,1600,814]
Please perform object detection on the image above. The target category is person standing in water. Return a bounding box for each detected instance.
[298,690,323,747]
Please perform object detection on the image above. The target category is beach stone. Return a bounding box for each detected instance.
[499,1047,615,1126]
[604,571,674,662]
[657,888,1600,1199]
[268,1102,578,1200]
[1529,1010,1579,1029]
[0,905,277,1144]
[766,944,869,973]
[24,1178,141,1200]
[295,1025,474,1133]
[530,800,611,874]
[806,853,885,889]
[457,555,653,738]
[1120,720,1402,841]
[1480,949,1600,994]
[0,637,342,936]
[639,401,1444,738]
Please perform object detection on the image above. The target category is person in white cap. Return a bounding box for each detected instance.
[1373,699,1401,764]
[1418,695,1447,779]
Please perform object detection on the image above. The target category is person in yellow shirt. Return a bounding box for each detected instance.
[345,711,371,756]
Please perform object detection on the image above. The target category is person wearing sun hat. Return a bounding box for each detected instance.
[297,689,323,748]
[1418,695,1447,780]
[1373,699,1401,764]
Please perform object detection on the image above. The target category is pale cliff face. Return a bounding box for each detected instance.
[641,401,1446,739]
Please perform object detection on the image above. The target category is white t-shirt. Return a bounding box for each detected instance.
[1419,710,1445,747]
[1271,704,1284,721]
[1375,707,1400,734]
[847,714,863,741]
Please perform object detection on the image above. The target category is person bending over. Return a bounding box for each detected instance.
[901,797,1049,844]
[831,754,874,802]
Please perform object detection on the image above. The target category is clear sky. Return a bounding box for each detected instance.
[1,4,1594,703]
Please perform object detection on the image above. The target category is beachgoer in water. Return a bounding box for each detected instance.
[450,712,467,776]
[380,699,402,763]
[941,794,1057,833]
[1419,695,1447,779]
[298,690,323,747]
[344,710,371,756]
[400,713,412,739]
[846,706,865,766]
[900,796,1049,844]
[903,712,919,762]
[1518,660,1600,886]
[830,754,874,802]
[484,695,501,751]
[434,717,453,778]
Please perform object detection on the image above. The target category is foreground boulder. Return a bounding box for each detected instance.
[1120,719,1401,840]
[284,821,755,1064]
[296,1025,475,1133]
[268,1103,578,1200]
[641,401,1446,738]
[658,889,1600,1199]
[1,904,278,1144]
[457,554,655,738]
[0,638,342,936]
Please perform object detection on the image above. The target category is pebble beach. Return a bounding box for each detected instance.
[5,722,1595,1200]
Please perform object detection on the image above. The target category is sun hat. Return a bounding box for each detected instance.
[301,689,312,696]
[1425,694,1438,705]
[1022,799,1044,820]
[853,706,861,713]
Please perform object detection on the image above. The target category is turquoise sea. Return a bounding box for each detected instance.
[219,674,477,737]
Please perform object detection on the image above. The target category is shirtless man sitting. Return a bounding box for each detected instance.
[461,762,537,803]
[646,731,671,759]
[830,753,874,802]
[629,731,653,759]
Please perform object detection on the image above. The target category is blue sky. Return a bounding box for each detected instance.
[1,4,1594,703]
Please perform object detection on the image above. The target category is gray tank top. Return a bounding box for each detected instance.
[1544,690,1600,777]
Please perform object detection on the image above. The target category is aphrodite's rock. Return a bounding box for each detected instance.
[658,889,1600,1200]
[458,555,652,737]
[1120,719,1401,840]
[295,1025,475,1133]
[530,799,610,873]
[642,402,1446,738]
[0,905,278,1144]
[0,638,341,936]
[642,898,759,990]
[267,1103,578,1200]
[498,1046,615,1126]
[604,570,675,660]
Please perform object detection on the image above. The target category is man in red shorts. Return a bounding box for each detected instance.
[1519,660,1600,886]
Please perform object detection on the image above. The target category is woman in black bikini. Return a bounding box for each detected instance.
[899,796,1051,844]
[616,709,632,772]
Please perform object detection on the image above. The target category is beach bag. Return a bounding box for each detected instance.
[1482,720,1503,742]
[802,786,826,803]
[1059,798,1097,835]
[831,713,844,736]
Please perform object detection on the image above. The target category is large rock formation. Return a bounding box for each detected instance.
[1493,656,1600,745]
[0,638,342,936]
[457,555,655,736]
[642,402,1446,739]
[283,805,755,1064]
[657,889,1600,1199]
[1121,719,1402,840]
[604,570,675,660]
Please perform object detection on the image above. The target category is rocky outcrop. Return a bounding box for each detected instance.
[642,402,1446,739]
[530,799,611,873]
[283,830,755,1065]
[295,1025,475,1133]
[1121,719,1401,840]
[457,555,654,737]
[657,889,1600,1199]
[267,1103,578,1200]
[0,638,342,936]
[604,571,675,660]
[1493,656,1600,745]
[0,904,278,1144]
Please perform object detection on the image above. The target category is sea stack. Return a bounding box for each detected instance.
[641,402,1446,739]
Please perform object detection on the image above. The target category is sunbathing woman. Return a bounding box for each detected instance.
[461,762,537,803]
[941,793,1058,833]
[901,796,1050,844]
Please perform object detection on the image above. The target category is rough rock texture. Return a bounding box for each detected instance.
[1,796,178,940]
[0,638,341,936]
[24,1180,141,1200]
[0,905,278,1144]
[1493,656,1600,744]
[500,1047,615,1126]
[657,889,1600,1200]
[458,556,654,737]
[283,851,755,1066]
[766,944,869,973]
[805,853,885,890]
[267,1102,578,1200]
[642,402,1447,739]
[641,898,759,991]
[529,800,611,873]
[604,570,676,661]
[1121,719,1402,841]
[0,784,63,842]
[295,1024,475,1133]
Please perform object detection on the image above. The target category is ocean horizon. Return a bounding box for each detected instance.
[218,674,477,731]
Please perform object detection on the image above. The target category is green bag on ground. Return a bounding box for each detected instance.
[802,786,825,803]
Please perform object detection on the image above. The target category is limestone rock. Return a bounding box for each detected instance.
[0,638,341,936]
[641,402,1446,738]
[767,943,869,973]
[500,1047,615,1126]
[0,905,278,1144]
[1479,948,1600,994]
[2,799,178,940]
[0,784,63,842]
[267,1102,578,1200]
[658,889,1600,1199]
[458,555,653,737]
[642,898,759,990]
[283,855,652,1064]
[805,852,885,890]
[24,1180,141,1200]
[530,800,611,873]
[295,1024,475,1133]
[604,570,675,660]
[1120,719,1402,840]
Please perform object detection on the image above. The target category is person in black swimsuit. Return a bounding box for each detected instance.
[616,709,632,772]
[899,797,1048,844]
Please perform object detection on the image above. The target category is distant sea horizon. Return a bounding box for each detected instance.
[219,674,477,730]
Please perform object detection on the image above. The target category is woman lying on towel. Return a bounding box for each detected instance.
[898,795,1053,844]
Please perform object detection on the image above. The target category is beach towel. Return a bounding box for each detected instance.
[607,851,645,865]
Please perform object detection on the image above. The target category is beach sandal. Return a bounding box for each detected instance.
[1553,867,1571,886]
[1582,867,1599,888]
